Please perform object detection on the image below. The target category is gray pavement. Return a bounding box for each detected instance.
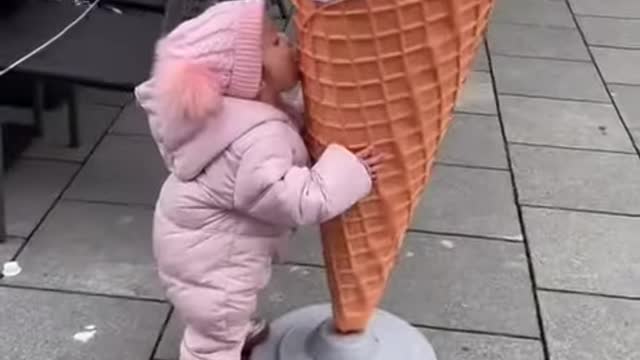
[1,0,639,359]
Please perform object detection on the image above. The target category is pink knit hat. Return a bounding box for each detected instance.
[152,0,266,120]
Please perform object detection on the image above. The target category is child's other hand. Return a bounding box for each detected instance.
[356,146,385,180]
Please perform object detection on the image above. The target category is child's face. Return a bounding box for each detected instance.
[262,19,299,93]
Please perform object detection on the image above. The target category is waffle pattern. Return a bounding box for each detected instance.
[293,0,495,332]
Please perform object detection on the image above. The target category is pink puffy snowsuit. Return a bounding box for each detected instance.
[135,3,372,359]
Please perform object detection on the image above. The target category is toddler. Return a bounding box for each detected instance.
[135,1,382,359]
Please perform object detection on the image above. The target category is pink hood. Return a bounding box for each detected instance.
[135,79,289,181]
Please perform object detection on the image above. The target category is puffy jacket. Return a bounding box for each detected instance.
[135,79,372,354]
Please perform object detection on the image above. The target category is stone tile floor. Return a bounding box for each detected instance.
[1,1,640,359]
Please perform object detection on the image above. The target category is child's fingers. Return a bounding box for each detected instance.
[365,154,385,167]
[371,154,386,164]
[356,146,374,157]
[370,163,384,171]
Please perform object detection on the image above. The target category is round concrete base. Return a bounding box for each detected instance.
[251,304,437,360]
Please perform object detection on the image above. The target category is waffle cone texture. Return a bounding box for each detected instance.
[293,0,495,332]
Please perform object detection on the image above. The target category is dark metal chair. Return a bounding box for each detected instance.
[162,0,290,34]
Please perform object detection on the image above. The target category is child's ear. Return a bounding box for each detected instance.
[153,57,223,121]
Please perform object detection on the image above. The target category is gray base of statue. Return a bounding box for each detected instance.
[251,304,437,360]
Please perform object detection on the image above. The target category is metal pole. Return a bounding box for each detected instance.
[67,85,79,148]
[0,120,6,243]
[32,78,44,137]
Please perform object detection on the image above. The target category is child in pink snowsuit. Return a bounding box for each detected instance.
[135,1,382,359]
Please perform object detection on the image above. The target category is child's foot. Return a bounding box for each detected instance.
[241,318,270,357]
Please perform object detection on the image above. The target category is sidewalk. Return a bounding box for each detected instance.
[1,0,639,359]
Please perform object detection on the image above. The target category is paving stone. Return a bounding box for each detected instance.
[286,226,323,266]
[154,312,183,360]
[157,235,538,356]
[456,71,497,115]
[281,234,538,337]
[569,0,640,18]
[64,135,167,206]
[492,56,609,102]
[610,84,640,144]
[578,17,640,49]
[0,286,169,360]
[23,104,120,162]
[592,47,640,85]
[7,201,163,299]
[77,86,132,107]
[258,265,330,321]
[524,207,640,297]
[473,44,490,72]
[500,95,635,152]
[488,23,589,61]
[155,266,329,358]
[412,165,522,241]
[424,329,544,360]
[492,0,575,28]
[384,233,538,337]
[157,312,546,360]
[110,102,151,136]
[539,291,640,360]
[511,145,640,214]
[438,114,508,169]
[0,236,24,264]
[5,159,79,237]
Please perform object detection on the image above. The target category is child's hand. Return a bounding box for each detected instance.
[356,146,385,180]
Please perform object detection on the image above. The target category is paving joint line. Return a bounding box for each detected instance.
[537,287,640,302]
[281,261,324,269]
[520,203,640,218]
[508,141,638,155]
[607,81,640,88]
[412,323,541,341]
[485,38,552,360]
[490,20,576,31]
[564,0,640,161]
[408,229,524,244]
[0,282,168,304]
[454,110,498,117]
[575,13,640,21]
[589,44,640,51]
[10,102,130,261]
[491,52,592,64]
[435,161,510,172]
[61,197,155,210]
[149,307,175,360]
[498,92,611,105]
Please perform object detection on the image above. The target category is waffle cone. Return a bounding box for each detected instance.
[293,0,495,332]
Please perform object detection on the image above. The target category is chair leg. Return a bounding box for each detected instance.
[32,79,45,137]
[0,122,6,244]
[67,86,79,148]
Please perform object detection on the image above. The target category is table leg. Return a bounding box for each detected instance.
[32,78,45,137]
[0,121,6,243]
[67,86,79,148]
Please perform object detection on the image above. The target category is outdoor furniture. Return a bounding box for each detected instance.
[163,0,289,34]
[109,0,166,11]
[0,0,163,242]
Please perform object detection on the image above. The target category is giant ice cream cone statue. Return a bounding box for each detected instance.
[294,0,495,332]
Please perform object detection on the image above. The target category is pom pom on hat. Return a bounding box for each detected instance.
[149,0,266,121]
[153,56,224,121]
